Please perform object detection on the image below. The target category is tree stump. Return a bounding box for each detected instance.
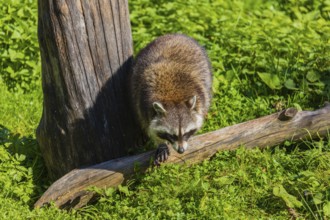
[36,0,145,180]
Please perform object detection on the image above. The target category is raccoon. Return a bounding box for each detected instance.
[130,34,212,164]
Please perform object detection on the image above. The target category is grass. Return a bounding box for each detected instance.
[92,144,330,219]
[0,0,329,219]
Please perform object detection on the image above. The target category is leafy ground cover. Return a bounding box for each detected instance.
[0,0,329,219]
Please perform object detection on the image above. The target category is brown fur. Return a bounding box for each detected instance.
[130,34,212,131]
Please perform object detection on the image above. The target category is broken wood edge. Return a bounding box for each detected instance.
[278,107,298,121]
[34,151,155,209]
[34,104,330,209]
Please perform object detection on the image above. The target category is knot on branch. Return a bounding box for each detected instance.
[278,108,298,121]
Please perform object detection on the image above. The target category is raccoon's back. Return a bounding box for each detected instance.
[131,34,212,127]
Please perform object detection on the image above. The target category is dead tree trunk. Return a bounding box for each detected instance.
[36,0,145,180]
[34,104,330,209]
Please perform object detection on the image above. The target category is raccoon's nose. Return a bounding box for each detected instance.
[178,147,185,154]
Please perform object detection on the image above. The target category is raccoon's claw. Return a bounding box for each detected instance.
[154,144,170,166]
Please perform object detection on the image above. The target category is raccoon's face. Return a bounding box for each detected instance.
[148,96,203,154]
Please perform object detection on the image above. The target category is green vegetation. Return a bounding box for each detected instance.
[0,0,40,93]
[0,0,329,219]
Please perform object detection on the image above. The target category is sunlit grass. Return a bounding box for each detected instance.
[0,0,329,219]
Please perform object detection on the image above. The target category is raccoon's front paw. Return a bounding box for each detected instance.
[154,144,170,166]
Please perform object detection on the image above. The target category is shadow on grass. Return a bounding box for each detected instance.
[0,124,49,208]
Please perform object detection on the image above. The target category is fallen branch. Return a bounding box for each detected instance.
[35,103,330,209]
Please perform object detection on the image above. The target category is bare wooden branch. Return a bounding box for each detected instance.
[35,104,330,209]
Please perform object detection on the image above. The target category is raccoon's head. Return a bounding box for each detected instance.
[148,96,203,154]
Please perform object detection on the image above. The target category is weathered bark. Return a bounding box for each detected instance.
[36,0,145,179]
[35,104,330,209]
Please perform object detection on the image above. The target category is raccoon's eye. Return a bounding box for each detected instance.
[157,132,178,143]
[183,129,197,140]
[170,134,178,141]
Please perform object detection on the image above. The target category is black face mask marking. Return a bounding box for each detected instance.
[157,132,178,144]
[182,129,197,141]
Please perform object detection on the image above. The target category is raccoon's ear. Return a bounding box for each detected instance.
[187,95,197,110]
[153,102,167,115]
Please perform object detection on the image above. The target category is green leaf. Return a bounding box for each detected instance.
[324,202,330,217]
[11,30,21,39]
[273,185,302,208]
[257,72,282,90]
[225,70,236,81]
[118,185,130,196]
[292,103,302,111]
[17,8,24,18]
[15,154,26,162]
[212,76,220,94]
[312,193,323,205]
[306,71,320,82]
[214,176,235,186]
[284,79,297,90]
[8,48,24,61]
[5,66,15,77]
